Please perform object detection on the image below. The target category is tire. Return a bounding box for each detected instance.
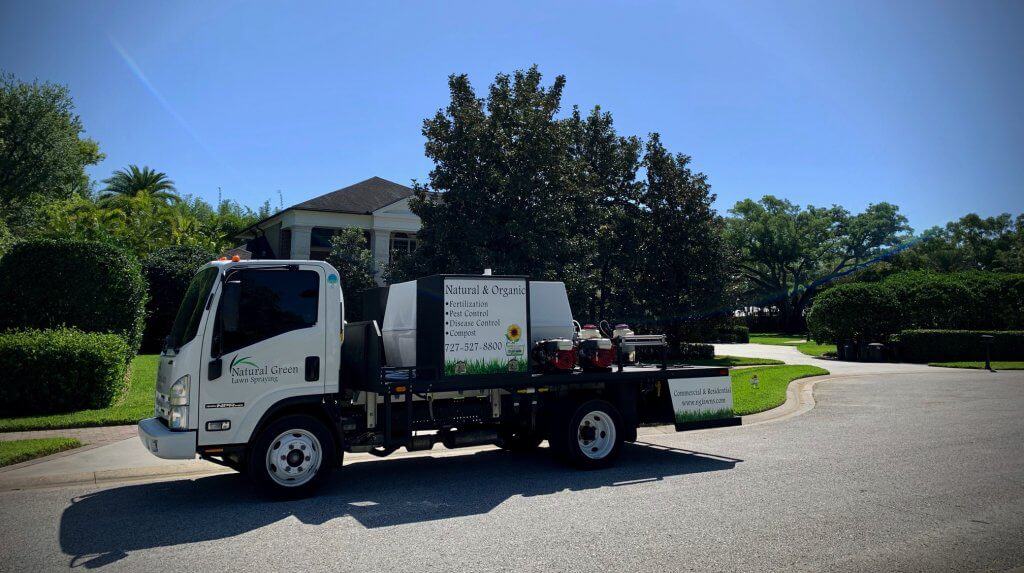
[549,399,623,469]
[495,428,543,452]
[247,414,336,498]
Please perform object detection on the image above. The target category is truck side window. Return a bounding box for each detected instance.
[217,269,320,355]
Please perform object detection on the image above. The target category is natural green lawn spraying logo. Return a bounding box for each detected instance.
[230,355,258,370]
[229,355,299,384]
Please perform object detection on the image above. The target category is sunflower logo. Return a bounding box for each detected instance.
[506,324,522,342]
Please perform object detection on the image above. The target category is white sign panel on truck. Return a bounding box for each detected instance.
[667,376,735,425]
[443,277,529,375]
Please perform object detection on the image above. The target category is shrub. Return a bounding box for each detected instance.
[677,342,714,360]
[808,271,1024,344]
[141,245,215,352]
[0,239,148,357]
[0,329,130,415]
[713,325,749,343]
[807,282,900,344]
[893,329,1024,363]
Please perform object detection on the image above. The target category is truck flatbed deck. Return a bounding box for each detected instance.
[376,364,728,393]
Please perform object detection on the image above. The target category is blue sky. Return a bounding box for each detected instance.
[2,0,1022,231]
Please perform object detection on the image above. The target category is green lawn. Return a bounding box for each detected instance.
[929,361,1024,370]
[730,365,830,416]
[748,332,837,357]
[0,437,82,467]
[0,354,159,432]
[678,355,784,367]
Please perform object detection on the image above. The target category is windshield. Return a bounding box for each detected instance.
[167,267,219,351]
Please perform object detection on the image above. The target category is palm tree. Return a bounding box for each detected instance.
[100,165,179,205]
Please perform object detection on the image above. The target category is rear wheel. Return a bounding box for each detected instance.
[248,414,336,498]
[549,399,623,469]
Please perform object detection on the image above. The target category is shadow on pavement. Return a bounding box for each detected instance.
[60,442,739,567]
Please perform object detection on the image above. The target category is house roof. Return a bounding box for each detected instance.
[235,176,415,237]
[291,176,414,215]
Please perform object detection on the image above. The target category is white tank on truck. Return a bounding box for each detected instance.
[381,276,574,372]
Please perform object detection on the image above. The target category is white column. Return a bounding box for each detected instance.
[290,225,312,260]
[371,230,391,285]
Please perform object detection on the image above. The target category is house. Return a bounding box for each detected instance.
[234,176,420,283]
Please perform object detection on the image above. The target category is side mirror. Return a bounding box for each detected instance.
[221,280,241,333]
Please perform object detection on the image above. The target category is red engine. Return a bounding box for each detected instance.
[532,339,577,373]
[578,338,615,371]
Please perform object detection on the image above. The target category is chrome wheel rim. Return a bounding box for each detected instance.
[577,410,616,459]
[266,429,321,487]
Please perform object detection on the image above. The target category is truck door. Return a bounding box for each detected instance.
[198,265,327,446]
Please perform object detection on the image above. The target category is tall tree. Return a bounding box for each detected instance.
[100,165,179,205]
[726,196,910,331]
[0,73,103,206]
[565,106,643,319]
[895,212,1024,273]
[637,134,728,345]
[400,67,730,344]
[400,67,590,297]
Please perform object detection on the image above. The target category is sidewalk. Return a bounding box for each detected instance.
[0,425,136,445]
[0,430,227,490]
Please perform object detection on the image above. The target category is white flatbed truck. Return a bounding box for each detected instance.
[139,260,738,497]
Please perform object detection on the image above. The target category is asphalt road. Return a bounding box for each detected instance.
[1,369,1022,572]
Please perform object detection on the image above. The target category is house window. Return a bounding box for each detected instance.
[390,232,417,256]
[280,229,292,259]
[310,227,337,261]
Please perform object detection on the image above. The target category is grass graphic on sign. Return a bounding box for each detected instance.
[445,358,526,376]
[674,408,734,424]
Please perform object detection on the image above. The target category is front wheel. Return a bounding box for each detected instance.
[550,399,623,469]
[248,414,336,498]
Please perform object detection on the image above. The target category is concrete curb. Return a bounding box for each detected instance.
[0,462,233,492]
[0,370,843,492]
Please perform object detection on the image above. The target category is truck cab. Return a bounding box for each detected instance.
[140,260,341,463]
[140,260,736,497]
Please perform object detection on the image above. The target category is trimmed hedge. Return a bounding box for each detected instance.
[0,329,131,415]
[893,330,1024,363]
[141,245,215,352]
[712,325,750,343]
[678,342,714,360]
[0,239,148,357]
[808,271,1024,344]
[806,282,900,344]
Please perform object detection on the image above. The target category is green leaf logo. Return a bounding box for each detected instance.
[230,355,257,369]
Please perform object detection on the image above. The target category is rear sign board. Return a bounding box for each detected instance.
[667,376,734,425]
[443,277,528,375]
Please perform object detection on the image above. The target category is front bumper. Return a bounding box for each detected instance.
[138,417,197,460]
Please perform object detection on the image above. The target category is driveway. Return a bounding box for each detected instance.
[0,368,1021,572]
[714,343,935,375]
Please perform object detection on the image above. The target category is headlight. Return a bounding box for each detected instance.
[168,405,189,430]
[169,375,190,406]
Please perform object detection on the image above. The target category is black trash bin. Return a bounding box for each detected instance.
[867,342,885,362]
